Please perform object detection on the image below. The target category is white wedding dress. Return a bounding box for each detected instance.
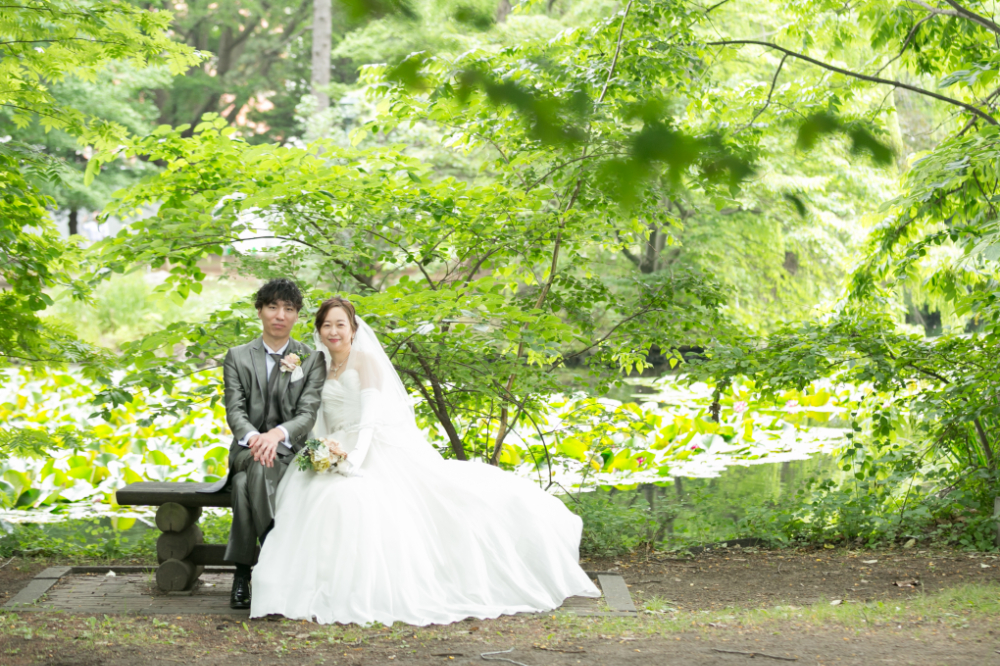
[250,322,599,626]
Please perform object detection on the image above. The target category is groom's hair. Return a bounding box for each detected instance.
[255,278,304,312]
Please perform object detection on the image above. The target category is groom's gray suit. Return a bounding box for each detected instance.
[203,336,326,566]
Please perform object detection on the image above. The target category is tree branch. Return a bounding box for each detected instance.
[524,151,622,192]
[874,14,934,77]
[707,39,998,125]
[560,306,665,364]
[615,229,642,267]
[410,351,468,460]
[492,1,633,462]
[973,417,996,469]
[735,53,788,134]
[903,0,961,18]
[942,0,1000,35]
[596,0,633,106]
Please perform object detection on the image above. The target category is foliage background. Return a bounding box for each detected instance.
[2,0,1000,554]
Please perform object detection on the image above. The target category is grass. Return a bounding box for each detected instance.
[1,589,996,666]
[1,582,996,648]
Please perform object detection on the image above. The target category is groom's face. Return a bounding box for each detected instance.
[258,299,299,340]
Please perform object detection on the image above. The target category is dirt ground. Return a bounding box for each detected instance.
[1,548,999,665]
[0,557,47,603]
[583,545,1000,609]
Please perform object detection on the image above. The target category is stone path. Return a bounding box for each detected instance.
[3,567,637,619]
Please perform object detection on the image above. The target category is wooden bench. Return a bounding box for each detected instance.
[116,482,252,592]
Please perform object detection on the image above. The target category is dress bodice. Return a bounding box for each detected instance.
[321,369,362,432]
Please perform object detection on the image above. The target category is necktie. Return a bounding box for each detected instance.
[264,352,283,431]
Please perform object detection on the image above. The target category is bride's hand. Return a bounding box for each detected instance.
[335,459,364,478]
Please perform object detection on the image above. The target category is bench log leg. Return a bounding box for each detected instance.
[154,502,204,591]
[156,559,205,592]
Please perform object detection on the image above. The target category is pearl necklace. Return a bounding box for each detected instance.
[330,356,348,378]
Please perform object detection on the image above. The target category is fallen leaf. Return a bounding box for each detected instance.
[903,538,916,549]
[980,563,991,569]
[893,580,920,588]
[863,560,878,564]
[830,599,842,606]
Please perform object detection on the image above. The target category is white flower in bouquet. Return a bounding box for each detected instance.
[298,437,347,473]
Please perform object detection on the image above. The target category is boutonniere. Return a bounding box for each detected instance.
[280,353,304,382]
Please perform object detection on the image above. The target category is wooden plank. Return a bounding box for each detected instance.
[116,482,232,508]
[597,574,637,612]
[70,566,156,574]
[3,578,59,608]
[35,567,72,579]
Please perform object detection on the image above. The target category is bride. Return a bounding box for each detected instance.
[250,296,600,625]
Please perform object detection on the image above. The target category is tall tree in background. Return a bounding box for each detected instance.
[311,0,333,113]
[137,0,313,142]
[1,65,173,238]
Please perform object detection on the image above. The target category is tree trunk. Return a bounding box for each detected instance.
[496,0,512,23]
[67,208,78,236]
[409,349,468,460]
[640,221,659,273]
[994,496,1000,548]
[974,417,995,470]
[311,0,332,113]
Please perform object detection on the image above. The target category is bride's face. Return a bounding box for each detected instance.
[319,306,353,356]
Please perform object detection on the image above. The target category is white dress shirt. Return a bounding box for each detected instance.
[237,340,291,448]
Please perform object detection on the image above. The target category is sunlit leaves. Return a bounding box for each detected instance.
[0,0,203,142]
[0,366,227,509]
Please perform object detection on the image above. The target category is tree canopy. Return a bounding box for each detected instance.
[3,0,1000,544]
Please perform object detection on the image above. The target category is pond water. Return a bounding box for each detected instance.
[585,375,846,545]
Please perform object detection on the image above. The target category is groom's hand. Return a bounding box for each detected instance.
[250,429,284,467]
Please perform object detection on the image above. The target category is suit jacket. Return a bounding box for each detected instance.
[202,336,326,493]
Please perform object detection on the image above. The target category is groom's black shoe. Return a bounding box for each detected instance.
[230,574,251,610]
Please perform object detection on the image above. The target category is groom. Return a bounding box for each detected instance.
[203,278,326,609]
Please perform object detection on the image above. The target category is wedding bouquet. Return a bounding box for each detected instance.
[297,437,348,473]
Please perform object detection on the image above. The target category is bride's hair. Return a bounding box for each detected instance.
[315,296,359,333]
